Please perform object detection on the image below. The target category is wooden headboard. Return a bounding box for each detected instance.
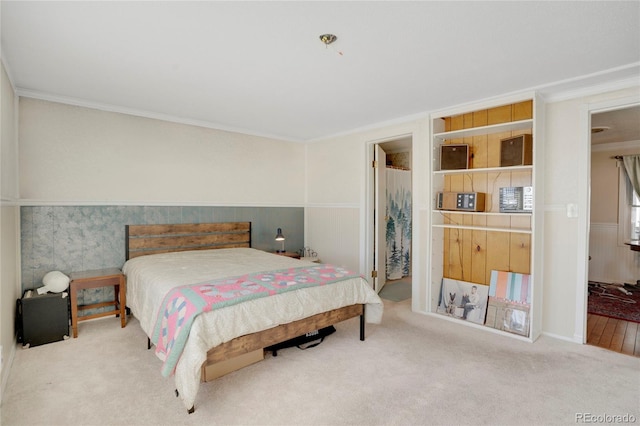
[125,222,251,260]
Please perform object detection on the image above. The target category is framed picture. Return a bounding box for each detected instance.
[489,270,531,304]
[437,278,489,325]
[486,270,531,336]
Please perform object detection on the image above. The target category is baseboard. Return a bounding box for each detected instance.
[541,331,582,344]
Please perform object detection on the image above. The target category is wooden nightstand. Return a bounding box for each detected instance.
[69,268,126,338]
[274,251,301,259]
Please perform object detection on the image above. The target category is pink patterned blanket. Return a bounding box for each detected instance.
[151,264,360,376]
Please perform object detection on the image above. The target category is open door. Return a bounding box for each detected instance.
[366,135,412,296]
[577,98,639,344]
[374,144,387,293]
[585,104,640,349]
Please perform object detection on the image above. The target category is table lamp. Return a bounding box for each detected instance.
[275,228,285,253]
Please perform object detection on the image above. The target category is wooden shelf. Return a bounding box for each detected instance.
[434,165,533,175]
[433,119,533,140]
[432,210,532,217]
[428,95,542,342]
[432,224,532,234]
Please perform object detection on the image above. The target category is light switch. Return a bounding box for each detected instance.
[566,203,578,218]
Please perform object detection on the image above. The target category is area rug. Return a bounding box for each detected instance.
[588,281,640,323]
[379,278,412,302]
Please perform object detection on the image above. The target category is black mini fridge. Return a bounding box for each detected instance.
[17,291,70,348]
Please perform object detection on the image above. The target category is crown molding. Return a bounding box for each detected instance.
[539,63,640,103]
[306,112,427,144]
[591,140,640,153]
[14,89,302,144]
[12,63,639,144]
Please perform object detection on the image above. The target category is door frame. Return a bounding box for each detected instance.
[576,95,640,343]
[364,133,413,293]
[374,144,387,293]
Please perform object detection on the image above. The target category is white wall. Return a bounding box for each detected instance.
[19,98,306,206]
[1,61,20,401]
[12,74,640,348]
[304,132,368,272]
[589,145,640,284]
[590,149,625,224]
[543,86,639,341]
[304,118,430,313]
[306,84,640,342]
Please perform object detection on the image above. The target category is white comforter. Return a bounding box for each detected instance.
[122,248,383,410]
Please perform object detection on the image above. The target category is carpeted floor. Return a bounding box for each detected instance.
[2,298,639,426]
[588,281,640,323]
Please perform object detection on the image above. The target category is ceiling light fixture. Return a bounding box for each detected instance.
[319,33,343,56]
[319,34,337,46]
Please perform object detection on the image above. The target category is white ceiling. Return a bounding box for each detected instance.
[591,105,640,146]
[2,1,639,142]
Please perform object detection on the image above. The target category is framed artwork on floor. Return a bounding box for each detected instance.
[437,278,489,325]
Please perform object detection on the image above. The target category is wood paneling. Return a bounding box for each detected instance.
[470,230,487,283]
[441,101,534,286]
[487,104,512,125]
[513,100,533,121]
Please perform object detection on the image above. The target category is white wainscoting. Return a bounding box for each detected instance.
[589,222,640,284]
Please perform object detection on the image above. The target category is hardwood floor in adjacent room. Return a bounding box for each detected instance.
[587,313,640,357]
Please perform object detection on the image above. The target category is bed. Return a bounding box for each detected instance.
[122,222,384,413]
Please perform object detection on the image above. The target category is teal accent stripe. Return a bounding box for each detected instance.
[513,274,522,302]
[507,273,513,300]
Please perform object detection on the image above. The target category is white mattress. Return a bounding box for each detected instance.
[122,248,383,410]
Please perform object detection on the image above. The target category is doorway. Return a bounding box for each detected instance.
[370,136,413,301]
[584,103,640,355]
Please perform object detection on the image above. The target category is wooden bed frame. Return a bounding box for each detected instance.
[125,222,253,259]
[125,222,366,413]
